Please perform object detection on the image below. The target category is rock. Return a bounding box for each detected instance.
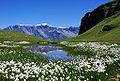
[102,25,116,31]
[109,74,120,81]
[79,0,120,35]
[117,74,120,78]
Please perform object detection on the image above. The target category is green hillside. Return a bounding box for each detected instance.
[0,30,46,43]
[67,12,120,43]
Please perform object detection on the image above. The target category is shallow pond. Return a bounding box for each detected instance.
[26,45,76,61]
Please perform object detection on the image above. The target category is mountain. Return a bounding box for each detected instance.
[67,0,120,43]
[79,0,120,35]
[0,30,46,43]
[4,24,79,41]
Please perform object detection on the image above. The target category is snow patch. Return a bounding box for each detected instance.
[16,41,30,44]
[17,24,33,27]
[58,27,66,29]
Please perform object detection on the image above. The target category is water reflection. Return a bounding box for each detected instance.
[26,45,76,61]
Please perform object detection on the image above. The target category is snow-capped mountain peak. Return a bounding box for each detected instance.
[4,24,79,41]
[58,27,66,29]
[16,24,33,27]
[35,23,53,27]
[41,23,48,26]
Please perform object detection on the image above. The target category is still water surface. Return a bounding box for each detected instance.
[27,45,76,61]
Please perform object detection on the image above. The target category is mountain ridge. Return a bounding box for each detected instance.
[4,24,79,41]
[79,0,120,35]
[67,0,120,43]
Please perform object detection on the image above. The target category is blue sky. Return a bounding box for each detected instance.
[0,0,111,28]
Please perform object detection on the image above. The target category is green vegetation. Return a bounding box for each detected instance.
[0,30,47,43]
[0,41,119,81]
[0,47,48,63]
[67,13,120,43]
[0,1,119,80]
[57,44,94,57]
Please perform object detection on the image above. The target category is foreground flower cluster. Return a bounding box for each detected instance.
[0,55,120,81]
[0,41,119,81]
[0,60,104,81]
[60,41,120,56]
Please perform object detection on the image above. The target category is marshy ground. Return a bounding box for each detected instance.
[0,41,120,81]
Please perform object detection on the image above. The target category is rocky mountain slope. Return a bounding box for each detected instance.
[79,0,120,35]
[67,0,120,43]
[4,24,79,41]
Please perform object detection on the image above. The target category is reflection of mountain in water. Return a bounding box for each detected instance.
[27,45,59,53]
[26,45,77,61]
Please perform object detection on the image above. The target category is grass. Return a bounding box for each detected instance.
[0,47,48,63]
[58,42,120,81]
[0,30,47,44]
[57,44,95,57]
[0,42,119,81]
[67,12,120,43]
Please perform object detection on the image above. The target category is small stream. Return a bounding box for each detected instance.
[26,45,76,61]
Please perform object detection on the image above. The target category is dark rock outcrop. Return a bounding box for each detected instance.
[79,0,120,35]
[102,25,116,31]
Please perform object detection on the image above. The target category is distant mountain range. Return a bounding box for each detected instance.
[4,23,79,41]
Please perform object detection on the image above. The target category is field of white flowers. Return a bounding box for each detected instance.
[0,41,120,81]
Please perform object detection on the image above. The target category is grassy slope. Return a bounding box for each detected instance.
[67,13,120,43]
[0,30,46,43]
